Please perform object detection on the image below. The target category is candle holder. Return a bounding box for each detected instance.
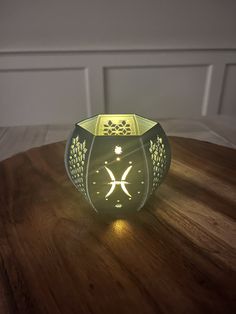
[65,114,171,213]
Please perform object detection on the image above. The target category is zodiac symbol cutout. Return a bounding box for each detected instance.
[105,165,132,198]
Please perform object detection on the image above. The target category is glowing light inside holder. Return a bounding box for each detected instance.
[65,114,171,213]
[114,145,122,155]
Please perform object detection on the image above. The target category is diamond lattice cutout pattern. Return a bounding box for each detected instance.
[103,120,132,135]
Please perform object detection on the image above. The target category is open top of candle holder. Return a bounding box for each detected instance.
[77,114,157,136]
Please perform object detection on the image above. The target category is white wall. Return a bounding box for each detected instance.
[1,0,236,51]
[0,0,236,126]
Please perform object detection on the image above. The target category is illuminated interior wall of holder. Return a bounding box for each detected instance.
[65,114,171,213]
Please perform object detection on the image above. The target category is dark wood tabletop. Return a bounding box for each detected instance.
[0,137,235,314]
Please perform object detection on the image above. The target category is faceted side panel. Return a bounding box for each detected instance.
[87,136,149,213]
[68,136,87,196]
[149,136,168,192]
[65,126,94,199]
[141,124,171,195]
[77,115,98,135]
[135,114,157,135]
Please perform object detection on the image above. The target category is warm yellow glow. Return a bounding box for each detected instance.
[102,219,133,240]
[105,166,132,198]
[78,114,157,136]
[111,219,131,236]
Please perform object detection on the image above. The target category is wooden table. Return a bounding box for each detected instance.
[0,137,235,314]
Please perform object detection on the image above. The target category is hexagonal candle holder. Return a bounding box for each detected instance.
[65,114,171,213]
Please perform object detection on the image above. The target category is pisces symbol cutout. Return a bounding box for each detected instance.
[105,165,132,198]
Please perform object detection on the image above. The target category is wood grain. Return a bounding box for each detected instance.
[0,137,235,314]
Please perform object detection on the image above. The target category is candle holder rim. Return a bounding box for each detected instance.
[74,113,159,136]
